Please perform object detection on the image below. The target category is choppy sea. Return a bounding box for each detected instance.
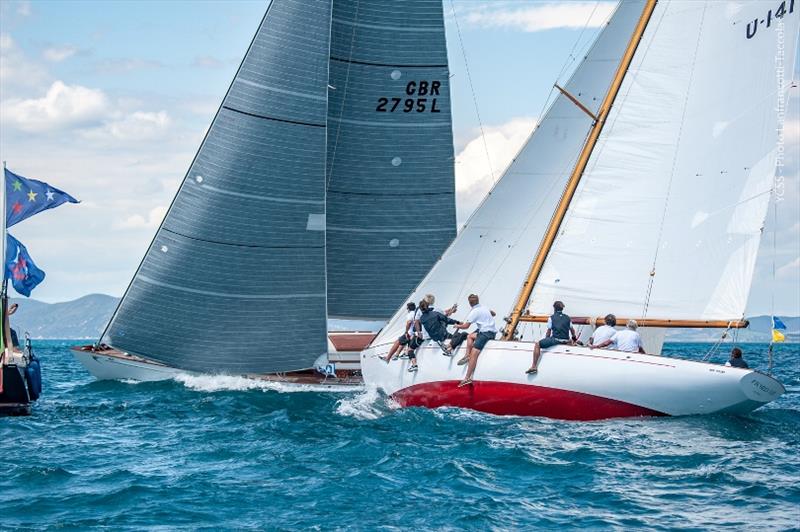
[1,341,798,530]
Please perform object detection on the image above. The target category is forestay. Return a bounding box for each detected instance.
[529,0,800,321]
[373,1,646,345]
[105,1,333,374]
[326,0,456,320]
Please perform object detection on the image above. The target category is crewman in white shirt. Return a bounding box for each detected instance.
[592,319,646,354]
[453,294,498,387]
[589,314,618,348]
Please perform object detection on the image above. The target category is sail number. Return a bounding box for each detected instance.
[747,0,794,38]
[376,80,442,113]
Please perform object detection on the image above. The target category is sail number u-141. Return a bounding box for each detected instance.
[376,80,442,113]
[747,0,794,39]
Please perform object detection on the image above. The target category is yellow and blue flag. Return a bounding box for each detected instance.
[5,168,78,228]
[772,316,786,343]
[4,233,45,297]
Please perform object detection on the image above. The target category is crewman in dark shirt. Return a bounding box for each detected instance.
[526,301,577,374]
[726,347,749,369]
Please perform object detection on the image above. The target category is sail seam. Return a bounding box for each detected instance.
[137,275,325,300]
[221,106,325,128]
[326,226,453,233]
[331,17,444,33]
[327,116,450,128]
[235,78,328,102]
[197,183,324,205]
[329,56,447,68]
[161,228,324,249]
[327,189,453,197]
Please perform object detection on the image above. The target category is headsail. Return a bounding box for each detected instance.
[325,0,456,319]
[104,1,333,374]
[528,0,800,322]
[373,1,647,345]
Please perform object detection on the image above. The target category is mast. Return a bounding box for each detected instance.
[503,0,658,340]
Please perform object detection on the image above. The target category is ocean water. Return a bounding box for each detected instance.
[1,341,799,530]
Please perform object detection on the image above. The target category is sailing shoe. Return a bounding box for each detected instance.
[407,364,418,373]
[457,356,469,366]
[399,352,410,359]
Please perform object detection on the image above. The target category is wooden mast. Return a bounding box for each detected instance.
[504,0,658,340]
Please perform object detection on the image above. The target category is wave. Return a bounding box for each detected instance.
[174,373,360,394]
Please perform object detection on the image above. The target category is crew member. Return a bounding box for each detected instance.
[726,347,749,369]
[453,294,497,387]
[589,314,617,348]
[592,320,645,353]
[526,301,577,374]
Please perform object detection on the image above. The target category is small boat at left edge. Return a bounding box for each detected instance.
[0,164,80,415]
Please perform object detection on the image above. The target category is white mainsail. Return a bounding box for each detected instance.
[373,0,647,345]
[529,0,799,322]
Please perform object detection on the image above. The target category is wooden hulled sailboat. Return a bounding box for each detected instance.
[73,0,457,384]
[362,0,799,418]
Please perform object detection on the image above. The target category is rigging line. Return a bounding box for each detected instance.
[449,0,495,183]
[447,0,494,302]
[554,0,603,84]
[326,0,360,190]
[642,3,705,318]
[463,1,611,302]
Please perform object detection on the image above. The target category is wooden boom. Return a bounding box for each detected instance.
[517,315,749,329]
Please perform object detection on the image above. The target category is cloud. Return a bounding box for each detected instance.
[463,1,616,32]
[1,80,109,132]
[455,117,537,223]
[115,205,168,230]
[85,110,172,141]
[193,55,225,68]
[42,44,79,62]
[776,257,800,280]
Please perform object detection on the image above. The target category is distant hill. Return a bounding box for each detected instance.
[5,294,799,342]
[10,294,119,340]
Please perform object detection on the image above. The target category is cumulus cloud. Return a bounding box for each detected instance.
[1,80,109,132]
[43,45,79,62]
[455,117,537,223]
[84,110,172,141]
[115,205,168,230]
[462,1,616,32]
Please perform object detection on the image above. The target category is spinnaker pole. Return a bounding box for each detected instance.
[504,0,658,340]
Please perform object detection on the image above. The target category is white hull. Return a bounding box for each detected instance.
[361,340,784,420]
[73,350,183,382]
[72,332,373,388]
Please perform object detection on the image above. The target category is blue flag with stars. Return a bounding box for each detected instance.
[4,233,45,297]
[5,168,79,228]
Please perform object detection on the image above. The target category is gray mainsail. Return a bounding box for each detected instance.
[104,0,333,374]
[325,0,456,319]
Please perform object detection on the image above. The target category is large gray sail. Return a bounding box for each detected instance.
[105,0,333,374]
[325,0,456,319]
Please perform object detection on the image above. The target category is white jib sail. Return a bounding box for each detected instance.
[529,0,800,322]
[372,1,648,346]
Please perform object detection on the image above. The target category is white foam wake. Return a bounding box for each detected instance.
[334,384,395,419]
[174,373,360,394]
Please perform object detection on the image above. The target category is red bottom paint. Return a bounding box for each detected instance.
[392,380,666,421]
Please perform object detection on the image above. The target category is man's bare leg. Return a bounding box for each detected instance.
[459,347,481,386]
[383,339,402,362]
[457,333,477,365]
[526,342,541,374]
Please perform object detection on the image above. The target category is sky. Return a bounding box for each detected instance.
[0,0,798,316]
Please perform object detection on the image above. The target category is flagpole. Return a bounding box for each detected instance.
[1,161,7,364]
